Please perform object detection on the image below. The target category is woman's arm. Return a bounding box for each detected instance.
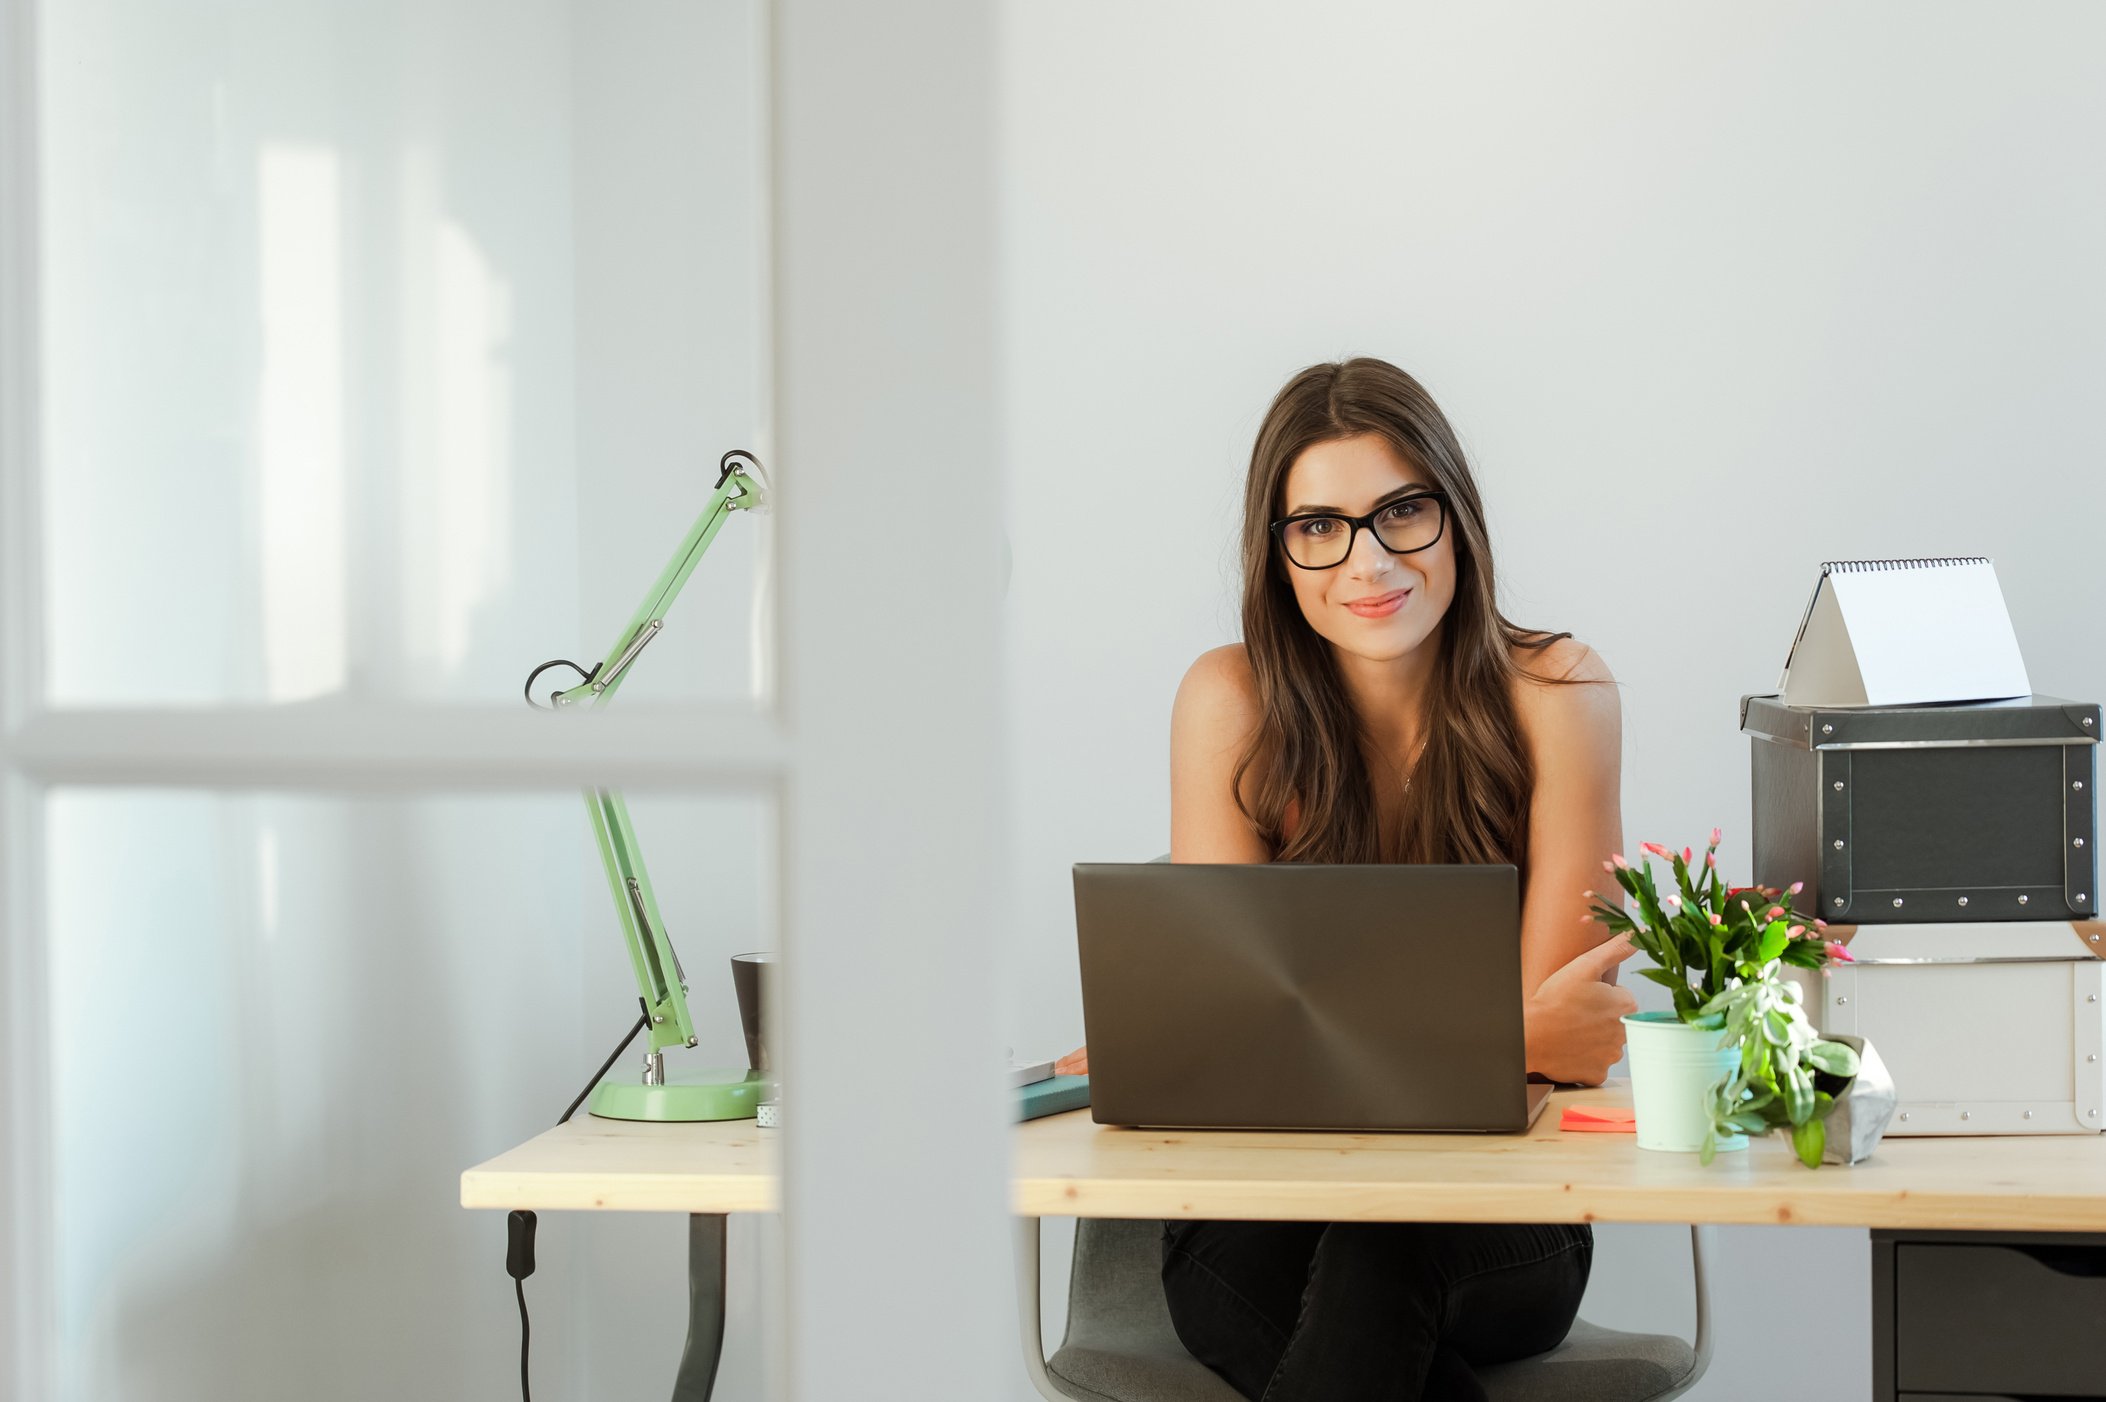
[1170,645,1273,864]
[1056,647,1267,1075]
[1512,639,1637,1083]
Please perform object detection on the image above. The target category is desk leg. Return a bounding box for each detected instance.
[672,1213,727,1402]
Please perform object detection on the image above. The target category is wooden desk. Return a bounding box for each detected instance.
[462,1083,2106,1401]
[464,1081,2106,1230]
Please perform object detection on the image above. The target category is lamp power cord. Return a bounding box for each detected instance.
[507,1002,654,1402]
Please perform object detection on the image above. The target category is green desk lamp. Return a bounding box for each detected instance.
[524,449,769,1122]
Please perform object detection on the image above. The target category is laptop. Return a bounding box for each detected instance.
[1072,862,1553,1132]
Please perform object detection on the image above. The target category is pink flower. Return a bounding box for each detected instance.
[1709,827,1723,846]
[1704,852,1717,869]
[1708,913,1724,927]
[1788,881,1804,895]
[1641,842,1671,859]
[1662,893,1682,912]
[1825,941,1854,963]
[1601,860,1615,874]
[1813,918,1828,931]
[1611,854,1630,871]
[1766,905,1784,920]
[1682,847,1694,864]
[1787,924,1806,939]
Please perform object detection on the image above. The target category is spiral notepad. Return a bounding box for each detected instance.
[1778,557,2031,708]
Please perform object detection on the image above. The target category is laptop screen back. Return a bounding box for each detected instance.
[1073,862,1527,1131]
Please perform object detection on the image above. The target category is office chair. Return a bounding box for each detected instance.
[1016,1216,1714,1402]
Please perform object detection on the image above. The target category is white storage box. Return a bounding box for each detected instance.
[1791,922,2106,1135]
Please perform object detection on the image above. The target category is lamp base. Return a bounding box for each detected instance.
[588,1069,765,1122]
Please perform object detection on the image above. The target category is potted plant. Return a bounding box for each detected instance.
[1587,829,1869,1166]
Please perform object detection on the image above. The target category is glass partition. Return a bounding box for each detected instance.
[35,0,770,709]
[42,786,776,1402]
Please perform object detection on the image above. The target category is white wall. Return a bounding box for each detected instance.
[999,4,2106,1397]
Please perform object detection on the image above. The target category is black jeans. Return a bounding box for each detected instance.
[1160,1219,1592,1402]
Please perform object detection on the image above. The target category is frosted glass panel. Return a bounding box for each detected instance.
[43,788,776,1402]
[36,0,769,706]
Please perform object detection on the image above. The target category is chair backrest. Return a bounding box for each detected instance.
[1062,1217,1181,1344]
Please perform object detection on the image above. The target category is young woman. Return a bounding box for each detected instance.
[1054,357,1637,1401]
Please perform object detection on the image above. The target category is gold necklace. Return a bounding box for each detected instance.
[1399,734,1430,794]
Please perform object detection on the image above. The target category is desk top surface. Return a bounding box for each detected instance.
[461,1082,2106,1230]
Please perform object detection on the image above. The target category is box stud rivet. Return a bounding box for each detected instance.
[2020,895,2031,905]
[1822,723,1834,734]
[2090,994,2098,1004]
[2090,1055,2098,1064]
[1899,1112,1910,1122]
[1961,1111,1971,1121]
[1892,897,1905,908]
[2093,1109,2102,1119]
[1958,896,1969,907]
[1832,780,1844,791]
[1832,897,1845,908]
[1833,839,1845,850]
[2087,718,2096,728]
[1835,996,1848,1005]
[2025,1110,2035,1119]
[2079,838,2088,849]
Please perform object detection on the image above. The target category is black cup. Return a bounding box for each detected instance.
[730,951,773,1072]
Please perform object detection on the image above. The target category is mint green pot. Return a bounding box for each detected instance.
[1623,1011,1746,1154]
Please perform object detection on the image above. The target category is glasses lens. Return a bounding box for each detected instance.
[1371,496,1442,554]
[1280,516,1353,568]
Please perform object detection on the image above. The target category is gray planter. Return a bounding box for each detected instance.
[1820,1033,1897,1165]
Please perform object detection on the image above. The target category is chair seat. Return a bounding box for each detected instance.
[1043,1219,1697,1402]
[1475,1319,1696,1402]
[1048,1318,1695,1402]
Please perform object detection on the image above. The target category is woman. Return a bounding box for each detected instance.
[1054,357,1637,1401]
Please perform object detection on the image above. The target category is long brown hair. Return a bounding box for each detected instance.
[1231,357,1577,872]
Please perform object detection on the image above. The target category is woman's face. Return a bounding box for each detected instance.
[1275,432,1457,663]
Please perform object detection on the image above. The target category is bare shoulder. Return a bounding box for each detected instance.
[1509,634,1620,748]
[1174,643,1261,732]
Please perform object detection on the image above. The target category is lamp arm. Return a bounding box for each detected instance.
[527,454,769,1061]
[560,456,767,712]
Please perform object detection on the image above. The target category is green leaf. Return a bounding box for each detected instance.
[1634,967,1683,991]
[1757,920,1789,964]
[1806,1040,1860,1078]
[1792,1117,1826,1168]
[1784,1064,1814,1125]
[1728,1111,1768,1134]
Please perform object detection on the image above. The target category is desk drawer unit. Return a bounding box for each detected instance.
[1875,1231,2106,1401]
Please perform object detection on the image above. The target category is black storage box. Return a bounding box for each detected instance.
[1741,693,2100,924]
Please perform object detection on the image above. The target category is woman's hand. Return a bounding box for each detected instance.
[1054,1046,1089,1076]
[1523,934,1639,1085]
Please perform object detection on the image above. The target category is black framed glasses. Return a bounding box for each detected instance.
[1270,491,1448,570]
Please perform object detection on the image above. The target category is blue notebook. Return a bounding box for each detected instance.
[1015,1073,1090,1122]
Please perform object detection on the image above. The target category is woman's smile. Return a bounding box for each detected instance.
[1345,587,1411,618]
